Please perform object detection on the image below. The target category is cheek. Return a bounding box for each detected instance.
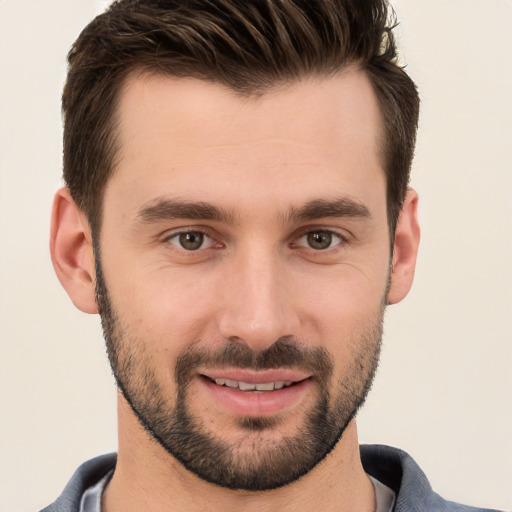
[295,265,386,377]
[104,258,220,350]
[298,264,388,330]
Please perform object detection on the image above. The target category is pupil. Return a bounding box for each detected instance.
[180,232,203,250]
[308,231,331,250]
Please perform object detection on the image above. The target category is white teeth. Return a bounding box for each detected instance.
[212,378,296,391]
[255,382,275,391]
[239,381,257,391]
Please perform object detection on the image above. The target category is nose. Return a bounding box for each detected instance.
[217,247,300,351]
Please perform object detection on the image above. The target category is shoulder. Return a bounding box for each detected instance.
[360,444,504,512]
[39,454,117,512]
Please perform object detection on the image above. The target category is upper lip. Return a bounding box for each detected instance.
[199,369,311,384]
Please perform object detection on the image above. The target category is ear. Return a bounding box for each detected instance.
[387,188,421,305]
[50,187,98,314]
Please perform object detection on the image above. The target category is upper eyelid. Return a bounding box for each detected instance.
[293,230,346,248]
[157,225,351,245]
[166,229,213,240]
[164,229,219,253]
[160,226,216,241]
[292,226,351,242]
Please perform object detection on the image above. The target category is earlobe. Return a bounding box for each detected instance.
[50,187,98,314]
[387,189,421,305]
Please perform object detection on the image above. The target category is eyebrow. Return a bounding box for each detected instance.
[289,197,371,222]
[137,198,237,224]
[137,196,371,225]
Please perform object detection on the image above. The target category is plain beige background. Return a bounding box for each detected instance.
[0,1,511,511]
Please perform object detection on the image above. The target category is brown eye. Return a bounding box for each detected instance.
[307,231,332,250]
[169,231,211,250]
[296,230,343,251]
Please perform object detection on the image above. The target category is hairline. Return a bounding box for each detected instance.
[88,64,394,244]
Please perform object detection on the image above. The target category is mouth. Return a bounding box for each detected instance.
[196,370,313,417]
[203,376,299,392]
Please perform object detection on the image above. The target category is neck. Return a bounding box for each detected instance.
[104,395,375,512]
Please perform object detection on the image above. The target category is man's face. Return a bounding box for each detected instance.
[96,70,391,490]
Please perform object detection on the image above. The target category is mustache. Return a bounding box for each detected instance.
[175,337,334,384]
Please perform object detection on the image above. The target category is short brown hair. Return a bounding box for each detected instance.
[62,0,419,235]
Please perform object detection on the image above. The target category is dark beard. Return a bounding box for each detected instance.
[95,253,383,491]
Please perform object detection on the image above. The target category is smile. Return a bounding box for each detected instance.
[198,371,313,417]
[208,377,296,391]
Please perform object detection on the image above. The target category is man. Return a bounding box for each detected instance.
[42,1,502,511]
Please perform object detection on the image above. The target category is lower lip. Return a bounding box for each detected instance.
[198,376,313,417]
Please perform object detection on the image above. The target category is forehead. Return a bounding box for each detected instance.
[106,69,385,219]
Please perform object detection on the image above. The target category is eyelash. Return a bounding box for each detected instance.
[164,229,219,251]
[291,229,347,252]
[162,227,348,254]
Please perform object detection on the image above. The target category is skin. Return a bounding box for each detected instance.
[51,68,420,512]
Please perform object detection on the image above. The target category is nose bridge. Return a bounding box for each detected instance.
[218,243,299,350]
